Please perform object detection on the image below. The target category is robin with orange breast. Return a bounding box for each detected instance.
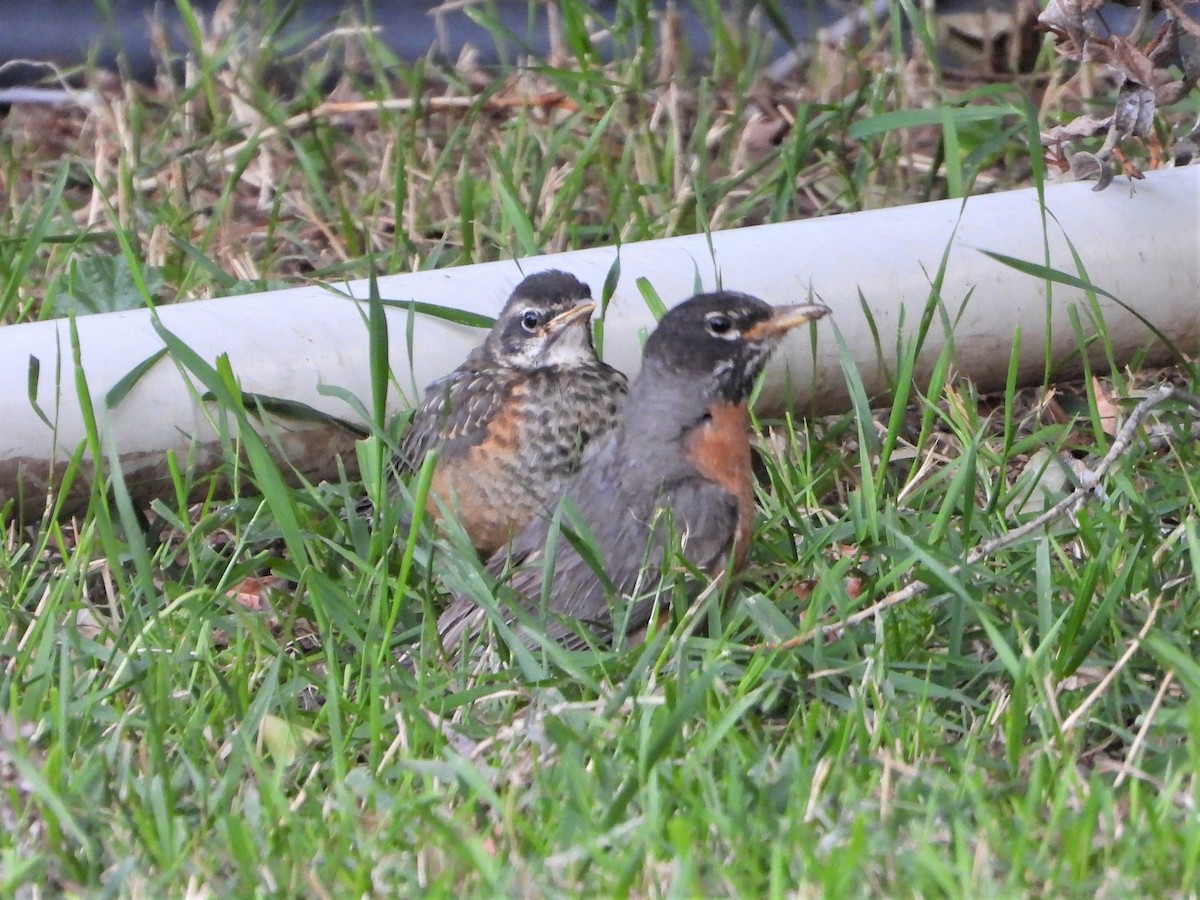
[435,290,831,654]
[391,270,628,557]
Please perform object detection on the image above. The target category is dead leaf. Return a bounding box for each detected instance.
[1092,377,1123,437]
[1162,0,1200,41]
[1006,448,1074,519]
[1038,0,1090,48]
[831,543,869,560]
[1109,35,1157,86]
[792,579,817,601]
[1067,150,1115,190]
[1042,114,1115,145]
[1113,86,1156,137]
[1039,388,1071,425]
[258,713,322,767]
[1158,79,1194,106]
[72,606,109,644]
[227,574,285,612]
[737,110,790,162]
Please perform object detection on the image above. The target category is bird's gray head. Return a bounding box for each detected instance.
[485,270,599,370]
[637,291,831,406]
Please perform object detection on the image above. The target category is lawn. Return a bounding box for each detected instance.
[2,0,1199,896]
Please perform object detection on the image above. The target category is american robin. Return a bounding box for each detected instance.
[436,291,831,653]
[390,269,628,557]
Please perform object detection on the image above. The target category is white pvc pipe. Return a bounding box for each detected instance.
[2,167,1197,522]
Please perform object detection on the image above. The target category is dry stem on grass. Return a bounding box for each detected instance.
[761,384,1199,651]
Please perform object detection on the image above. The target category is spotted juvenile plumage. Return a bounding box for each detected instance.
[392,270,628,557]
[436,291,831,653]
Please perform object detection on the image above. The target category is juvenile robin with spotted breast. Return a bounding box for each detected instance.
[391,270,628,557]
[436,290,831,653]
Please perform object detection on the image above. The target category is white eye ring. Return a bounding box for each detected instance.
[520,309,541,332]
[704,312,736,338]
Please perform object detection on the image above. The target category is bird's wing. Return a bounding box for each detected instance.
[579,476,741,643]
[510,476,741,648]
[393,364,515,474]
[657,477,742,576]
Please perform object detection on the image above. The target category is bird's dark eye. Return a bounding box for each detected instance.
[521,310,541,332]
[705,313,734,336]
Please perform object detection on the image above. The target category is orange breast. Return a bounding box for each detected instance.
[425,397,528,556]
[682,402,754,573]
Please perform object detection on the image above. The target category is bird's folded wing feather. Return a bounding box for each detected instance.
[657,478,741,575]
[394,366,516,474]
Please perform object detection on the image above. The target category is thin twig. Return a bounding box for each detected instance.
[765,0,893,82]
[132,93,578,193]
[758,384,1185,651]
[1113,669,1174,788]
[1061,595,1161,732]
[1172,389,1200,414]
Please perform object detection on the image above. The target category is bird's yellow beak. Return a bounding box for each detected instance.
[745,303,831,340]
[543,300,596,334]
